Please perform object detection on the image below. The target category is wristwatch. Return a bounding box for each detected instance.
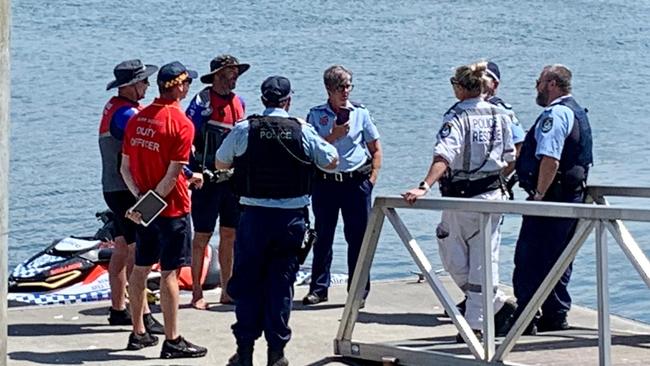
[418,181,431,192]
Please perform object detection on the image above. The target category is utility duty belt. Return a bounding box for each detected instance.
[317,161,372,183]
[439,174,503,198]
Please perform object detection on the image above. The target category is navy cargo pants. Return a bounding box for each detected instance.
[227,206,306,350]
[512,190,585,324]
[309,175,373,298]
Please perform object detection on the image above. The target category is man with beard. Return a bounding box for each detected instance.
[185,54,249,308]
[512,64,593,334]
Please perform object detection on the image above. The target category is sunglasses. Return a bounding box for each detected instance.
[536,78,552,86]
[449,77,459,86]
[336,83,354,92]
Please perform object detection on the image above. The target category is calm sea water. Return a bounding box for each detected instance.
[8,0,650,322]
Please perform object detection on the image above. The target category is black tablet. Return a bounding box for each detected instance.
[128,190,168,227]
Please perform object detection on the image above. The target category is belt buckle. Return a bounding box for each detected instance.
[334,172,343,182]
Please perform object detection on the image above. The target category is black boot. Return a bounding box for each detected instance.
[227,345,253,366]
[267,348,289,366]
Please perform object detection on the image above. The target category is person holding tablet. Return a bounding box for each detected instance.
[121,61,207,359]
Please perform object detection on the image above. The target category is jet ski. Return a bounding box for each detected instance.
[8,210,220,306]
[8,210,349,307]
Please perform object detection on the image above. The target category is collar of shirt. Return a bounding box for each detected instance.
[152,97,181,107]
[548,94,572,107]
[324,100,355,115]
[262,107,289,117]
[457,96,483,108]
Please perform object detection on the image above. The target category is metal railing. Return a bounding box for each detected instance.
[334,185,650,366]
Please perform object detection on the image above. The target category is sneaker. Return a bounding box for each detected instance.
[126,331,159,350]
[160,336,207,359]
[302,293,328,305]
[143,313,164,335]
[108,307,132,326]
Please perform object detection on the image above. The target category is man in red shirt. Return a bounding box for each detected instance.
[121,61,207,359]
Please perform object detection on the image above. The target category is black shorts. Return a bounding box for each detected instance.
[134,214,191,271]
[103,190,137,244]
[191,181,240,232]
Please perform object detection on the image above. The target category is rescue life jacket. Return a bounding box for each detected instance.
[516,96,593,194]
[193,90,245,170]
[98,96,140,192]
[232,115,312,198]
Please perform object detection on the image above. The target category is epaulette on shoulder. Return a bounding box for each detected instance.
[311,103,329,111]
[487,96,512,110]
[444,101,463,116]
[350,101,366,109]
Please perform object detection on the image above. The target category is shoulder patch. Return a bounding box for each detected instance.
[540,116,554,133]
[439,123,452,138]
[319,115,329,125]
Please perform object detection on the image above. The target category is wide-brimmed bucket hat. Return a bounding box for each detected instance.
[106,59,158,90]
[200,54,250,84]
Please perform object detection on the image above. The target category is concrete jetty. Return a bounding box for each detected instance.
[7,277,650,365]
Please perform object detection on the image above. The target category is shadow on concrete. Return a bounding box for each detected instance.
[383,330,650,357]
[292,301,345,311]
[9,323,126,337]
[78,304,162,317]
[356,312,451,327]
[305,356,381,366]
[9,348,147,364]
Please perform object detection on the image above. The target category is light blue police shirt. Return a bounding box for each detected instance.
[306,100,380,173]
[511,116,525,145]
[534,95,575,160]
[216,107,338,208]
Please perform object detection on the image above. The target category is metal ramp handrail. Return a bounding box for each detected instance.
[334,186,650,366]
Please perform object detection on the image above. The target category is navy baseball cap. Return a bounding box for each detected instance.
[157,61,198,87]
[261,76,292,103]
[486,61,500,82]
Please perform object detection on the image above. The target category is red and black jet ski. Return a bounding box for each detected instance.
[8,210,220,306]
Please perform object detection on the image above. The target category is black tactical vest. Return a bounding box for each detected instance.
[517,96,593,193]
[232,115,312,198]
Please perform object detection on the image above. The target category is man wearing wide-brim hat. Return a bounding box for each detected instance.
[99,59,164,335]
[185,54,250,310]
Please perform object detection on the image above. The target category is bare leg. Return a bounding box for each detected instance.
[109,236,129,310]
[160,269,179,340]
[128,265,152,334]
[191,232,211,309]
[124,244,153,314]
[218,226,236,303]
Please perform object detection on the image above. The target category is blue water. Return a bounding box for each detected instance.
[8,0,650,323]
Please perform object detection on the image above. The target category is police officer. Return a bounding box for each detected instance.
[216,76,338,366]
[402,61,516,341]
[185,54,249,308]
[512,64,593,334]
[485,61,525,181]
[100,59,163,334]
[303,65,382,306]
